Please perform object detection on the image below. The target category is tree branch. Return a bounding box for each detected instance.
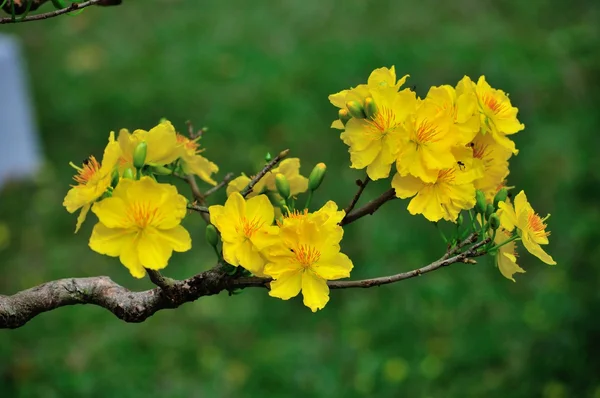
[340,188,397,226]
[203,172,233,197]
[0,233,489,329]
[0,0,119,24]
[240,149,289,197]
[344,175,370,216]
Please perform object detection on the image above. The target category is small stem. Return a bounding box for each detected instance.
[304,190,313,210]
[483,234,520,253]
[435,223,448,244]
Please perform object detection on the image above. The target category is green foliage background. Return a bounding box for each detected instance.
[1,0,599,396]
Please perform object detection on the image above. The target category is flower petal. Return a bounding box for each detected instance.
[137,230,173,270]
[91,197,130,229]
[312,252,353,280]
[119,239,146,278]
[75,204,91,233]
[89,222,135,257]
[522,234,556,265]
[268,270,303,300]
[154,225,192,252]
[301,271,330,312]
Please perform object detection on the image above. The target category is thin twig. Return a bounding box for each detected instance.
[1,0,104,24]
[203,172,234,197]
[145,269,176,290]
[240,149,289,198]
[344,175,370,216]
[0,236,490,329]
[181,175,210,223]
[340,188,397,226]
[187,204,209,214]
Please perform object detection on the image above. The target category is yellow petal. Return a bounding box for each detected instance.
[312,252,353,280]
[367,66,396,89]
[89,222,134,257]
[75,204,91,233]
[224,192,246,220]
[154,225,192,252]
[245,194,274,225]
[391,173,424,199]
[137,231,173,270]
[91,197,130,229]
[119,239,146,278]
[301,271,330,312]
[235,240,266,275]
[328,89,349,109]
[222,241,241,267]
[522,234,556,265]
[183,154,219,186]
[497,201,517,232]
[497,252,525,282]
[264,253,301,279]
[331,119,344,130]
[251,225,280,251]
[407,186,445,222]
[268,270,303,300]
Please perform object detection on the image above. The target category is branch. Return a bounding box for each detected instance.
[203,172,233,197]
[0,0,119,24]
[240,149,289,197]
[182,175,210,223]
[340,188,397,226]
[0,234,489,329]
[344,175,370,215]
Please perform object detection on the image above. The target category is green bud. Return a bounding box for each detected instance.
[485,204,494,220]
[123,168,135,180]
[338,108,351,125]
[150,165,173,175]
[133,141,147,169]
[489,213,500,231]
[475,190,486,214]
[111,169,120,188]
[205,224,219,248]
[457,213,464,226]
[275,173,291,199]
[346,100,366,119]
[308,163,327,191]
[159,117,168,123]
[493,188,508,209]
[364,97,378,119]
[265,152,272,162]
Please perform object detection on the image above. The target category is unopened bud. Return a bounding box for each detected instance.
[346,100,366,119]
[133,141,147,169]
[308,162,327,191]
[493,188,508,209]
[475,190,486,214]
[111,169,119,187]
[485,204,494,220]
[265,152,272,162]
[150,165,173,175]
[205,224,219,247]
[457,213,464,226]
[364,97,378,119]
[275,173,291,199]
[338,109,351,125]
[123,168,135,180]
[159,117,168,124]
[489,213,500,230]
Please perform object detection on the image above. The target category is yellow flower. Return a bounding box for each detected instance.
[396,100,456,183]
[392,162,476,222]
[226,158,308,200]
[425,80,480,145]
[475,76,524,154]
[88,177,191,278]
[497,191,556,265]
[264,202,353,312]
[118,120,182,169]
[470,132,512,201]
[63,132,121,233]
[176,133,219,185]
[209,192,279,276]
[330,67,416,180]
[492,228,525,282]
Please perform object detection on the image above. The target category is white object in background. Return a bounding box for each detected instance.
[0,34,42,190]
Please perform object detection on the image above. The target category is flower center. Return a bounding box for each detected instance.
[482,95,506,115]
[472,142,489,160]
[176,134,200,154]
[71,156,101,185]
[239,216,263,238]
[365,107,398,139]
[286,209,309,220]
[292,244,321,268]
[436,168,456,184]
[128,202,160,228]
[414,119,442,144]
[527,212,550,239]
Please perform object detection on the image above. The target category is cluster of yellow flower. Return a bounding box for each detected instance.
[62,66,557,309]
[329,66,555,281]
[63,121,218,278]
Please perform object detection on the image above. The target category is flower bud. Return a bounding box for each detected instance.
[111,169,120,188]
[486,204,494,220]
[346,100,366,119]
[338,109,351,125]
[205,224,219,248]
[489,213,500,231]
[265,152,272,162]
[308,162,327,191]
[123,168,135,180]
[150,165,173,175]
[275,173,291,199]
[133,141,147,169]
[493,188,508,209]
[475,190,486,214]
[364,97,378,119]
[457,213,464,226]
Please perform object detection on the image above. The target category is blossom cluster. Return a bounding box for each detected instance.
[63,120,218,278]
[330,66,555,281]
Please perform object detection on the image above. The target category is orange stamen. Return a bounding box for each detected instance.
[415,119,442,144]
[128,202,161,228]
[482,95,506,114]
[292,244,321,267]
[73,156,101,185]
[365,106,398,139]
[527,212,550,239]
[237,216,264,238]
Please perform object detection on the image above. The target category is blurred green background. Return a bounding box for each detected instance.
[1,0,599,397]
